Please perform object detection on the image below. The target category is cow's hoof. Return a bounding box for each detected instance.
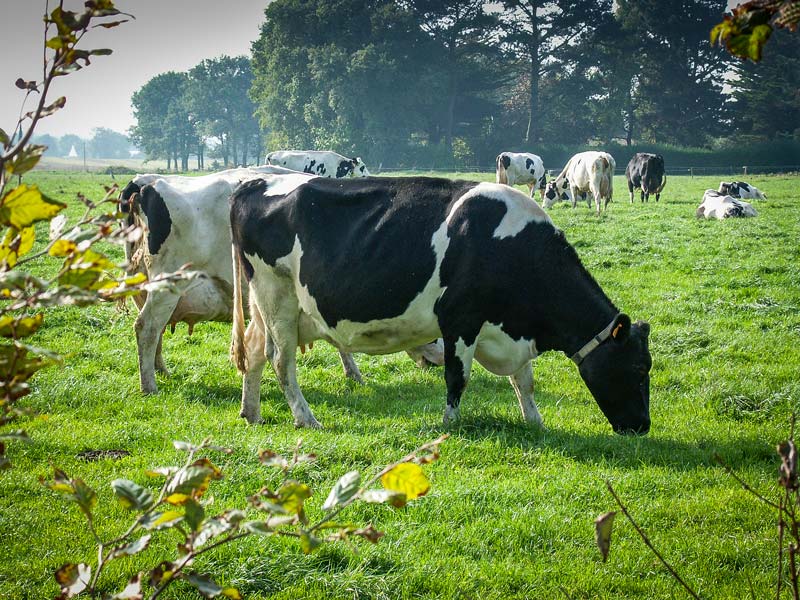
[141,384,159,395]
[346,372,365,385]
[240,412,265,425]
[294,418,323,429]
[442,406,460,425]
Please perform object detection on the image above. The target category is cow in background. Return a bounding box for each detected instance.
[495,152,546,200]
[267,150,370,178]
[696,189,758,219]
[718,181,767,200]
[544,151,615,215]
[625,153,666,202]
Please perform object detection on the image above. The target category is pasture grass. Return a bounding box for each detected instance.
[0,170,798,598]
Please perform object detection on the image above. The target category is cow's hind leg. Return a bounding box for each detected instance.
[134,291,180,394]
[154,333,168,375]
[508,362,543,426]
[442,336,476,424]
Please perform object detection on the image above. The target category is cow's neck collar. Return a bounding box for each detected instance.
[570,315,620,366]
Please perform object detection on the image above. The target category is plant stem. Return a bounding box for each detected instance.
[605,480,702,600]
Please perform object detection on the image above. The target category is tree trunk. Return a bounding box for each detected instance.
[525,2,540,144]
[241,136,248,166]
[231,132,239,167]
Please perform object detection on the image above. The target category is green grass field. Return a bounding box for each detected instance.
[1,170,799,599]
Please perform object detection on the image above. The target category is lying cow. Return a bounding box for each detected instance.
[544,151,615,215]
[718,181,766,200]
[625,153,666,202]
[495,152,546,200]
[696,189,758,220]
[230,176,652,435]
[120,167,442,395]
[266,150,369,178]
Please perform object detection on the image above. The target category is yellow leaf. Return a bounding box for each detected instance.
[0,313,44,338]
[165,493,191,506]
[0,185,66,229]
[0,226,35,267]
[124,272,147,285]
[49,239,77,257]
[152,510,182,527]
[380,462,430,501]
[222,587,243,600]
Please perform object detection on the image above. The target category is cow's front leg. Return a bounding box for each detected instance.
[134,291,180,394]
[508,362,543,427]
[154,333,169,375]
[442,336,476,424]
[338,351,364,383]
[628,181,634,203]
[240,316,268,424]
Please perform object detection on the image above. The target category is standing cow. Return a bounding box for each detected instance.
[230,176,652,434]
[544,151,616,215]
[625,153,666,202]
[120,167,441,396]
[495,152,546,200]
[266,150,370,178]
[717,181,767,200]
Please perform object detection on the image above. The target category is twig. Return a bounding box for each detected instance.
[779,497,786,600]
[605,480,702,600]
[713,453,782,511]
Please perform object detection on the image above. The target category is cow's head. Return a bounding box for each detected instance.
[718,181,736,195]
[354,157,370,177]
[543,178,571,208]
[578,314,652,435]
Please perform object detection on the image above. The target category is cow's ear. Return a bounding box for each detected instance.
[610,313,631,343]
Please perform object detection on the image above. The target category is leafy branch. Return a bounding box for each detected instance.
[43,435,448,599]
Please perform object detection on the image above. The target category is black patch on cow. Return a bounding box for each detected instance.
[139,184,172,255]
[231,177,478,327]
[303,160,316,174]
[443,338,466,409]
[316,163,327,175]
[538,174,546,189]
[359,165,366,173]
[120,180,141,227]
[625,153,664,200]
[738,182,750,192]
[336,160,355,178]
[501,155,511,170]
[525,157,536,174]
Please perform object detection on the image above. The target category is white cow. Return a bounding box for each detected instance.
[717,181,767,200]
[543,151,615,215]
[266,150,370,178]
[120,167,441,396]
[696,190,758,220]
[495,152,546,200]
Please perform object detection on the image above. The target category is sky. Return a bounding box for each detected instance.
[1,0,269,139]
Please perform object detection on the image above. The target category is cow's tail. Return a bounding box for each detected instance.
[656,173,667,193]
[597,156,612,198]
[496,155,508,185]
[230,241,248,375]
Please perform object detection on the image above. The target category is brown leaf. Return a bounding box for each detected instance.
[778,440,798,490]
[594,511,616,562]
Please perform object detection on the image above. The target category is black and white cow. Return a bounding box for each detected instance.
[495,152,546,200]
[120,167,441,395]
[543,151,615,214]
[625,153,666,203]
[266,150,370,178]
[230,176,652,434]
[718,181,767,200]
[696,189,758,219]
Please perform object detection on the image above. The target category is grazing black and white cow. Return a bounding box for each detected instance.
[495,152,546,200]
[266,150,370,178]
[543,151,615,214]
[230,176,652,434]
[718,181,766,200]
[625,153,666,203]
[120,167,442,395]
[696,189,758,219]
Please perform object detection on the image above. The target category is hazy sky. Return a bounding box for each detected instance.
[1,0,269,138]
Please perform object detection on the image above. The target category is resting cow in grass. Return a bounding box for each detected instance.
[495,152,546,200]
[266,150,370,178]
[120,167,441,395]
[230,176,652,434]
[544,151,615,214]
[696,189,758,220]
[625,153,666,203]
[718,181,767,200]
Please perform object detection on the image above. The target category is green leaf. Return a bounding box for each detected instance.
[184,498,205,532]
[54,563,91,597]
[173,440,198,452]
[361,488,407,508]
[72,478,97,517]
[4,145,47,177]
[0,127,9,145]
[276,481,312,519]
[111,478,154,511]
[381,463,430,501]
[0,185,66,229]
[109,535,151,559]
[299,531,322,554]
[748,24,772,61]
[242,521,274,536]
[594,511,616,562]
[322,470,360,511]
[165,461,220,505]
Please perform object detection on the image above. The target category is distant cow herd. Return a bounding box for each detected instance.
[118,146,770,435]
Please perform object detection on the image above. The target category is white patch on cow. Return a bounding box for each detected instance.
[256,171,316,198]
[697,190,757,220]
[447,182,551,240]
[473,322,537,377]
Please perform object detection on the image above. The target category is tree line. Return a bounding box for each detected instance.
[130,0,799,170]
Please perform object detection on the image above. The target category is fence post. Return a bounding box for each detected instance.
[689,167,693,178]
[743,165,748,176]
